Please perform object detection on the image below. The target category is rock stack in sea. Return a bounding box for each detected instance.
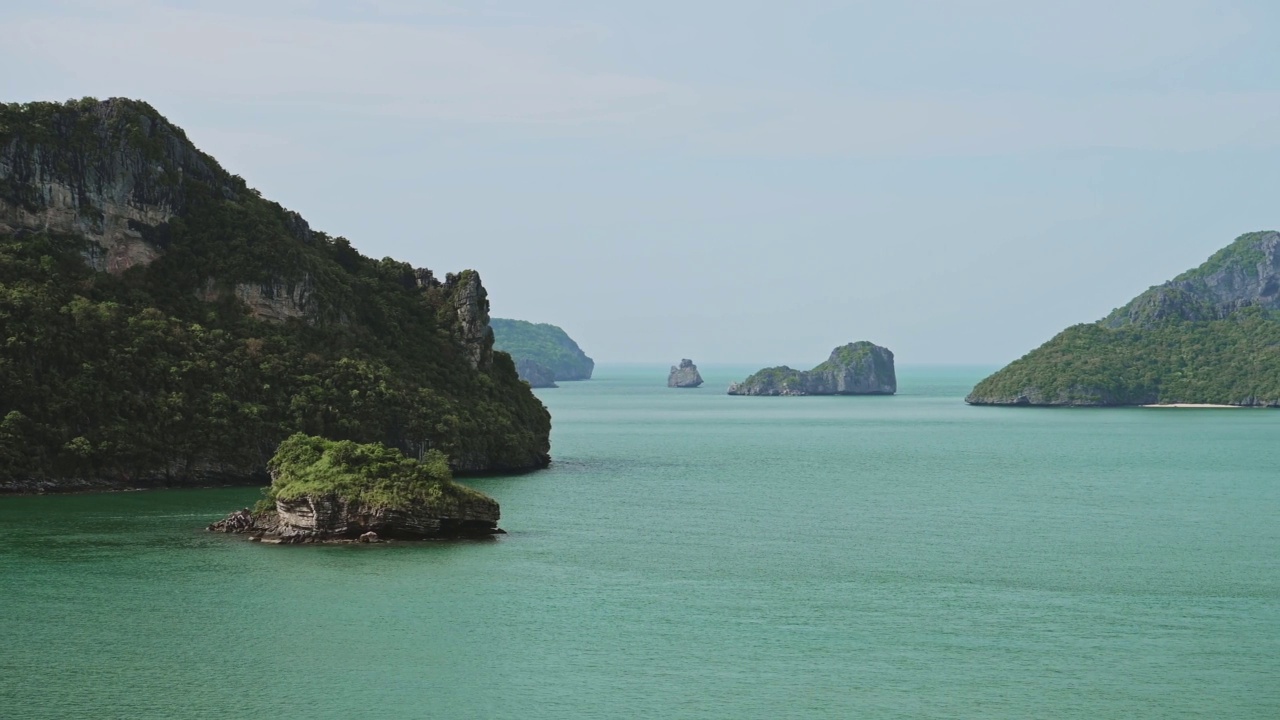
[667,359,704,388]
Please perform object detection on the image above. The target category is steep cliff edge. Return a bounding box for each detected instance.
[491,318,594,380]
[968,231,1280,407]
[729,342,896,396]
[0,98,551,492]
[515,359,558,388]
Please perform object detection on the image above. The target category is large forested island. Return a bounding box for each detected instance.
[0,97,551,493]
[491,318,594,382]
[968,231,1280,406]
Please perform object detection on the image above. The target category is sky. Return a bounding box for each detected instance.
[3,0,1279,365]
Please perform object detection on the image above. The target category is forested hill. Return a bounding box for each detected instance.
[0,97,550,492]
[491,318,594,381]
[967,231,1280,407]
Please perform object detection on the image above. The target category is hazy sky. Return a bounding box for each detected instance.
[4,0,1279,365]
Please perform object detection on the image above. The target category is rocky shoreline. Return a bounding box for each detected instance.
[207,505,503,544]
[0,473,269,496]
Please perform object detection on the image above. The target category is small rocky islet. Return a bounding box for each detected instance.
[729,342,896,396]
[209,435,502,544]
[668,359,704,388]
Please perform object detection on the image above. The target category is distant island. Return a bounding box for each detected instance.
[668,359,704,388]
[968,231,1280,407]
[728,342,896,396]
[209,435,501,543]
[492,318,594,381]
[0,98,551,493]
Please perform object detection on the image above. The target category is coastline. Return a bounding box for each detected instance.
[1141,403,1242,408]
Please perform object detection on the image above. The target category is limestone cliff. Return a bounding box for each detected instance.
[0,98,325,323]
[729,342,896,396]
[0,98,216,274]
[444,270,495,370]
[516,359,558,388]
[1103,231,1280,328]
[0,98,551,492]
[667,359,704,388]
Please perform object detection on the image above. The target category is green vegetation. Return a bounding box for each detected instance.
[266,434,494,513]
[1104,231,1279,328]
[972,306,1280,405]
[0,98,550,487]
[1172,231,1272,284]
[737,366,803,390]
[491,318,594,380]
[972,230,1280,406]
[812,341,893,378]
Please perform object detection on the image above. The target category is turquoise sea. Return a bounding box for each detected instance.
[1,365,1277,719]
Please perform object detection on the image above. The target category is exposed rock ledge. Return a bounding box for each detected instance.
[516,358,558,388]
[208,495,501,543]
[668,359,704,388]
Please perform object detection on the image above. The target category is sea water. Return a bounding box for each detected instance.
[1,366,1277,718]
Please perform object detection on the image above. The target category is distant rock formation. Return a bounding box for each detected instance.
[491,318,594,380]
[668,359,704,388]
[728,342,896,396]
[516,358,558,388]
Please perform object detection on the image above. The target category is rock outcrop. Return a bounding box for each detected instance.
[516,358,558,388]
[667,359,704,388]
[1103,231,1280,327]
[0,98,219,275]
[209,494,500,543]
[444,270,495,371]
[728,342,896,396]
[968,230,1280,407]
[208,435,502,542]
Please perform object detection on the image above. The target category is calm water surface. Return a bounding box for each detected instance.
[2,366,1277,718]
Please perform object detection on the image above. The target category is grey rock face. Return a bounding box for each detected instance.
[0,98,221,276]
[516,358,558,388]
[444,270,495,371]
[1105,231,1280,327]
[1,99,328,326]
[668,359,704,388]
[208,493,501,542]
[728,342,896,396]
